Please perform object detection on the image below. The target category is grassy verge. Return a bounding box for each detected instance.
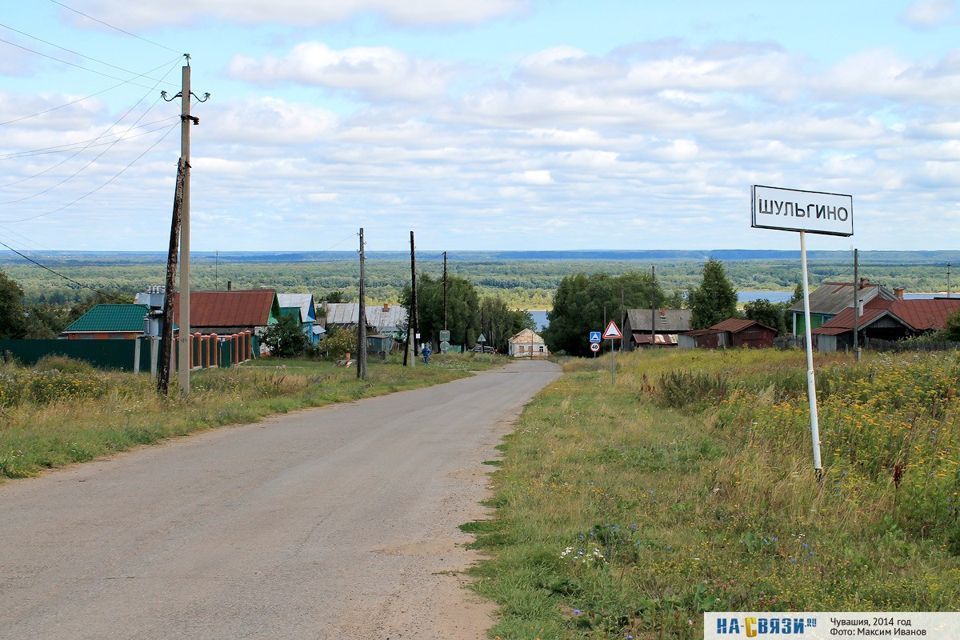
[0,352,501,479]
[468,349,960,639]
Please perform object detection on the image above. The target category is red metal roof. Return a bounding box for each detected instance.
[892,298,960,331]
[709,318,776,333]
[813,297,960,334]
[172,290,277,328]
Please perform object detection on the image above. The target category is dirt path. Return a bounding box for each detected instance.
[0,359,560,640]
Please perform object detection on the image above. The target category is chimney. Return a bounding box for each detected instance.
[227,280,232,291]
[894,287,905,300]
[382,303,390,312]
[859,278,870,289]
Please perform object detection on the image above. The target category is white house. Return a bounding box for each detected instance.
[508,328,549,358]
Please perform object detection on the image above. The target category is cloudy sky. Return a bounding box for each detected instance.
[1,0,959,252]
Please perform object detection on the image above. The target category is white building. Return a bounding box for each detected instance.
[508,328,549,358]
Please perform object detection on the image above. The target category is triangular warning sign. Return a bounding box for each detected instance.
[602,320,623,340]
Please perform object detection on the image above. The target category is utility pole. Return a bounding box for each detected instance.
[650,265,656,349]
[177,60,193,394]
[443,251,448,332]
[948,263,952,299]
[357,228,367,380]
[162,54,209,395]
[853,248,861,362]
[405,231,418,367]
[157,159,185,395]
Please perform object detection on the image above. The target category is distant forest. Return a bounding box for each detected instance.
[2,250,958,310]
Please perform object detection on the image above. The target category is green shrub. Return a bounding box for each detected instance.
[28,370,107,403]
[656,369,729,409]
[33,354,97,376]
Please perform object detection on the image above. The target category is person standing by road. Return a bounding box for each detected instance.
[421,343,432,364]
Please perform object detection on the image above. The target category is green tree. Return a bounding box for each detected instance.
[404,273,480,349]
[261,314,310,358]
[479,296,535,352]
[790,282,804,305]
[689,259,738,329]
[0,270,26,338]
[944,309,960,341]
[743,298,788,334]
[321,326,357,360]
[323,290,350,303]
[544,271,665,356]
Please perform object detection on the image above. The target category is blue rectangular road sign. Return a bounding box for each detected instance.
[589,331,602,343]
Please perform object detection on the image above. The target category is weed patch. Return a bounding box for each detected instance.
[470,349,960,639]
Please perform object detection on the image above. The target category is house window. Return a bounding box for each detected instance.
[539,346,544,352]
[518,345,525,353]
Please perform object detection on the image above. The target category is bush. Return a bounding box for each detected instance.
[33,354,97,376]
[321,327,357,360]
[260,314,311,358]
[656,369,729,409]
[29,370,107,403]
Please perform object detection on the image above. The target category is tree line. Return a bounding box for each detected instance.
[544,259,803,356]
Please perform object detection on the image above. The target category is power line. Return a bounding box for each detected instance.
[0,22,178,87]
[0,238,93,290]
[0,56,181,127]
[48,0,182,55]
[0,35,171,90]
[0,56,181,204]
[0,120,180,224]
[0,117,177,161]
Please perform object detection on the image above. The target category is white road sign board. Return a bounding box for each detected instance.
[602,321,623,340]
[590,342,600,352]
[751,185,853,237]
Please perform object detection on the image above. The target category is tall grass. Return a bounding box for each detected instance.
[0,353,500,479]
[469,349,960,639]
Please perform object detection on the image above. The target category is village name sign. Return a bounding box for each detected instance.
[751,185,853,237]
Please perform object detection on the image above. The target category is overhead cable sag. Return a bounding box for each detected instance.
[0,22,179,87]
[0,56,182,204]
[47,0,182,55]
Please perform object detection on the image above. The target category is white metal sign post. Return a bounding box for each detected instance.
[752,185,854,476]
[603,321,622,384]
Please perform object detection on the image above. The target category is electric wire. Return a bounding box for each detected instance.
[0,36,172,91]
[0,238,93,290]
[0,56,181,127]
[0,119,180,224]
[0,22,179,87]
[48,0,182,55]
[0,56,181,204]
[0,117,178,162]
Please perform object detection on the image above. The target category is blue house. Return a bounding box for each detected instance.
[277,293,321,345]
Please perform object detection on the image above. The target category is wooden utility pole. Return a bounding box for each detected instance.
[405,231,418,367]
[357,228,367,380]
[650,265,656,349]
[853,248,861,362]
[157,159,186,395]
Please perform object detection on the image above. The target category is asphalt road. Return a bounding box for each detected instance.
[0,359,560,640]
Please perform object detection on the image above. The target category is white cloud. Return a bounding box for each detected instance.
[901,0,956,28]
[205,96,338,145]
[229,43,452,101]
[71,0,526,28]
[515,169,554,185]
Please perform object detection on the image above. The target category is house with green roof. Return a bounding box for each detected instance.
[61,304,148,340]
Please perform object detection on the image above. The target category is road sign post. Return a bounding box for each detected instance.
[602,321,623,384]
[589,331,601,358]
[752,185,853,477]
